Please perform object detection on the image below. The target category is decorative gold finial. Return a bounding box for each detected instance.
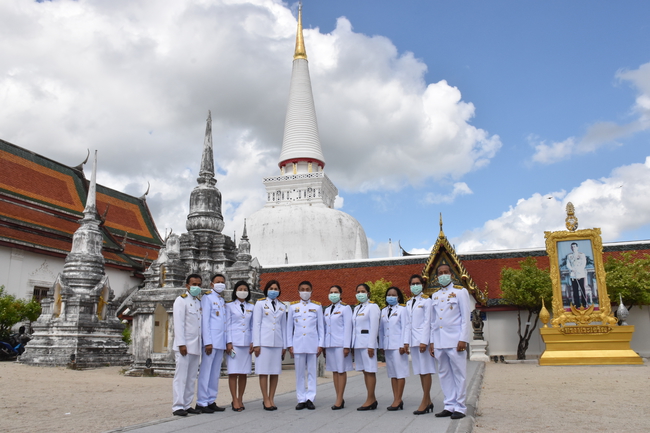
[294,2,307,60]
[539,297,550,328]
[439,213,444,236]
[565,202,578,232]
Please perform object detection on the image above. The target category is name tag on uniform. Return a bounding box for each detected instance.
[333,311,341,315]
[309,309,316,312]
[357,313,365,316]
[246,309,252,313]
[393,313,398,317]
[264,305,269,309]
[418,305,424,308]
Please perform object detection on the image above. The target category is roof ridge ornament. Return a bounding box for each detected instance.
[84,150,98,217]
[294,2,307,60]
[565,202,578,232]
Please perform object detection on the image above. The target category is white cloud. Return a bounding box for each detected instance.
[0,0,500,237]
[423,182,473,204]
[531,62,650,164]
[455,157,650,252]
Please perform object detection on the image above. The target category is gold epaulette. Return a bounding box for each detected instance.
[453,284,464,289]
[421,294,429,299]
[312,301,321,305]
[247,301,255,305]
[341,302,347,306]
[205,290,213,295]
[226,300,234,303]
[257,297,266,302]
[399,303,406,307]
[369,300,376,303]
[290,300,300,305]
[180,293,188,298]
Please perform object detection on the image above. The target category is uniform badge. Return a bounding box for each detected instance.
[295,308,300,313]
[333,311,341,315]
[357,313,365,316]
[264,305,269,309]
[449,292,457,298]
[309,309,316,312]
[216,311,220,316]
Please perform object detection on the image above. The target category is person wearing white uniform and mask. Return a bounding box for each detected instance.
[352,283,380,411]
[287,281,325,410]
[406,274,436,415]
[196,274,228,413]
[429,264,471,420]
[378,286,410,411]
[252,280,287,410]
[323,285,352,410]
[172,274,203,417]
[225,280,254,412]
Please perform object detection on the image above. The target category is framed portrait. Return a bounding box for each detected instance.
[544,228,616,327]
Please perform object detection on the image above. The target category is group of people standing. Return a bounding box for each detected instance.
[172,264,471,422]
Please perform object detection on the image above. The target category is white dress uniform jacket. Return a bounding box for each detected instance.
[406,294,432,347]
[226,300,254,347]
[201,290,227,349]
[173,292,202,355]
[351,301,380,349]
[430,286,471,348]
[378,304,410,350]
[252,298,287,348]
[323,302,352,349]
[286,300,325,353]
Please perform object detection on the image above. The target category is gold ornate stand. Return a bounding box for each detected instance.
[540,326,643,365]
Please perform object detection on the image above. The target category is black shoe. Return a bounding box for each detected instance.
[357,401,378,411]
[271,406,277,411]
[296,402,307,410]
[306,400,315,410]
[435,409,453,417]
[413,403,434,415]
[196,404,214,414]
[186,407,201,415]
[451,411,466,419]
[263,403,274,411]
[208,402,225,412]
[172,409,188,416]
[331,399,345,410]
[387,401,403,411]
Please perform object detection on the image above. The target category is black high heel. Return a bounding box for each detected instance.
[263,403,274,411]
[413,403,434,415]
[387,401,403,411]
[331,399,345,410]
[357,401,378,411]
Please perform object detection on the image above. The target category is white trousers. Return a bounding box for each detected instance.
[294,353,317,403]
[172,351,200,411]
[434,347,467,413]
[197,348,224,406]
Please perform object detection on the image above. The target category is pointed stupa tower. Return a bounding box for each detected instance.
[21,151,129,367]
[247,5,369,265]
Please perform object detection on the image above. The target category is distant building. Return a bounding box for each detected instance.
[247,6,369,266]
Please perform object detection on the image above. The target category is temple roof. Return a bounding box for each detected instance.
[0,138,163,272]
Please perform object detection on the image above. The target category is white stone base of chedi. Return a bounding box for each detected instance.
[469,339,490,362]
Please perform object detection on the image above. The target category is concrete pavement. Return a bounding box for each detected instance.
[107,361,483,433]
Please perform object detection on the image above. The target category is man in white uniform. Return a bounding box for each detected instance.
[429,264,471,420]
[172,274,204,416]
[196,274,228,413]
[287,281,324,410]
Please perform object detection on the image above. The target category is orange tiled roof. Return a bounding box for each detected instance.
[0,139,163,273]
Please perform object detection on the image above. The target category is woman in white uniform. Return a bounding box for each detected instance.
[323,285,353,410]
[352,283,380,411]
[252,280,286,411]
[225,280,254,412]
[378,286,410,411]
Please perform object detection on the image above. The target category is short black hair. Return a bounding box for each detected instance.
[264,279,281,297]
[436,264,451,275]
[356,283,371,295]
[210,273,226,283]
[298,281,312,289]
[385,286,405,304]
[409,274,424,285]
[330,285,342,294]
[233,280,251,302]
[185,273,202,285]
[571,242,578,248]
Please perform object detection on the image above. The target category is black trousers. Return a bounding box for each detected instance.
[571,278,587,308]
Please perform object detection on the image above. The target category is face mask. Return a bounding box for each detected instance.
[213,282,226,293]
[328,293,341,304]
[386,296,398,306]
[236,291,248,300]
[267,289,280,300]
[189,286,201,297]
[356,293,368,303]
[438,274,452,287]
[299,291,311,301]
[410,284,423,296]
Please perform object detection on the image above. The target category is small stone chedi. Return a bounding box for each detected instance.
[21,152,130,367]
[122,112,261,375]
[247,5,369,265]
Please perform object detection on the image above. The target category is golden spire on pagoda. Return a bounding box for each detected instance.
[294,2,307,60]
[439,213,445,236]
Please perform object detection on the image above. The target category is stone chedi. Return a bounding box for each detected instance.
[247,6,369,266]
[21,151,130,367]
[121,112,261,375]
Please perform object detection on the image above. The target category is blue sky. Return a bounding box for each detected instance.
[1,0,649,260]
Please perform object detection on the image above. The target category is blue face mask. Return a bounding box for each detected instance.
[189,286,201,297]
[328,293,341,304]
[438,274,452,287]
[267,289,280,300]
[386,296,398,306]
[356,293,368,303]
[410,284,423,296]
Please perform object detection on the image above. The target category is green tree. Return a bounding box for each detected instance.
[500,257,553,360]
[0,286,42,341]
[605,252,650,311]
[365,278,392,309]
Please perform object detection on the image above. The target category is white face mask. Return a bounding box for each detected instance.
[299,291,312,301]
[213,282,226,293]
[236,291,248,300]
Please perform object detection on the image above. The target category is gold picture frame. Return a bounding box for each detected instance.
[544,227,617,327]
